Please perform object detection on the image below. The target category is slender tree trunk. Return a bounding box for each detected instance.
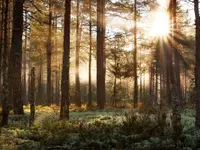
[54,14,60,106]
[55,70,60,106]
[9,0,24,115]
[23,10,28,105]
[170,0,182,135]
[140,49,142,101]
[194,0,200,128]
[60,0,71,120]
[97,0,106,109]
[143,73,146,100]
[166,4,172,106]
[29,67,35,127]
[155,40,160,103]
[47,0,52,106]
[133,0,138,108]
[36,47,44,105]
[113,76,117,106]
[88,0,92,106]
[0,0,4,104]
[75,0,81,107]
[1,0,9,126]
[184,68,187,102]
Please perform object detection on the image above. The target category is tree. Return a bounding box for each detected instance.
[60,0,71,120]
[88,0,92,107]
[133,0,138,108]
[194,0,200,128]
[23,10,28,105]
[169,0,182,135]
[47,0,52,105]
[9,0,24,114]
[75,0,81,107]
[97,0,106,109]
[0,0,4,102]
[1,0,9,126]
[29,67,35,127]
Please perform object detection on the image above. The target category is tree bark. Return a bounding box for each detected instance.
[23,10,28,105]
[60,0,71,120]
[29,67,35,127]
[75,0,81,107]
[97,0,106,109]
[36,48,44,105]
[1,0,9,126]
[88,0,92,107]
[133,0,138,108]
[47,0,52,106]
[9,0,24,115]
[0,0,4,104]
[169,0,182,135]
[194,0,200,128]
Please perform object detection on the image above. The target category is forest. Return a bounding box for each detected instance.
[0,0,199,149]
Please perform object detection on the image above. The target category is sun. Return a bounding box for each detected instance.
[151,10,170,36]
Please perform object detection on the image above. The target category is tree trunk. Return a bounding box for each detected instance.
[194,0,200,128]
[60,0,71,120]
[113,76,117,106]
[47,0,52,106]
[143,73,146,100]
[88,0,92,107]
[133,0,138,108]
[29,67,35,127]
[0,0,4,105]
[9,0,24,115]
[170,0,182,135]
[97,0,106,109]
[23,10,28,105]
[1,0,9,126]
[140,49,142,102]
[75,0,81,107]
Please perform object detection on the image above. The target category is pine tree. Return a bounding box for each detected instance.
[97,0,106,109]
[1,0,9,126]
[60,0,71,120]
[9,0,24,115]
[194,0,200,128]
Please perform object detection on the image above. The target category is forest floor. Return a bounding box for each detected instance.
[0,104,199,150]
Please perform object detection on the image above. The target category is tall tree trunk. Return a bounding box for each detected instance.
[143,73,146,100]
[139,49,142,102]
[184,68,187,102]
[55,70,60,106]
[194,0,200,128]
[23,10,28,105]
[36,48,43,105]
[97,0,106,109]
[54,15,60,106]
[133,0,138,108]
[155,40,160,103]
[9,0,24,115]
[47,0,52,106]
[170,0,182,135]
[60,0,71,120]
[0,0,4,104]
[29,67,35,127]
[113,76,117,106]
[75,0,81,107]
[1,0,9,126]
[88,0,92,107]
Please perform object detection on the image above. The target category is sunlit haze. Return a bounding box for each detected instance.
[151,10,170,36]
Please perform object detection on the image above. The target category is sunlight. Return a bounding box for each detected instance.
[157,0,170,9]
[151,10,170,36]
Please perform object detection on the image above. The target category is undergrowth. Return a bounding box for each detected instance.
[0,106,200,150]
